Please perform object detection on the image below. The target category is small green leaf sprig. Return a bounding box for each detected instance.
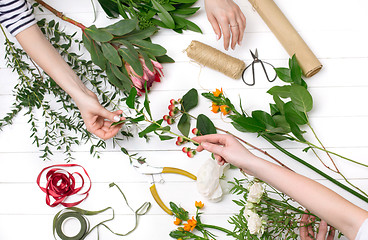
[97,0,202,33]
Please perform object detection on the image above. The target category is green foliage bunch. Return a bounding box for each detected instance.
[82,17,173,92]
[97,0,202,33]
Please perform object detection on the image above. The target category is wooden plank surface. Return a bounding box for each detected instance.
[0,0,367,239]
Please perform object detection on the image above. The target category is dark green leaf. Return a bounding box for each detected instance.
[159,135,175,141]
[181,88,198,112]
[144,83,152,119]
[105,63,125,91]
[289,121,306,142]
[172,15,202,33]
[290,55,302,85]
[284,102,308,125]
[156,54,175,63]
[289,85,313,112]
[130,39,167,56]
[178,113,190,137]
[196,114,217,135]
[101,42,122,66]
[172,7,200,15]
[273,95,285,114]
[117,0,128,19]
[103,18,137,35]
[118,48,143,76]
[126,87,137,109]
[273,115,291,133]
[264,133,289,142]
[161,3,176,11]
[232,116,266,133]
[97,0,119,18]
[169,202,189,221]
[171,0,197,3]
[85,25,113,42]
[110,64,130,84]
[116,26,158,41]
[152,0,175,29]
[267,85,291,98]
[83,33,106,70]
[275,67,292,82]
[252,110,276,128]
[270,103,279,116]
[138,119,163,138]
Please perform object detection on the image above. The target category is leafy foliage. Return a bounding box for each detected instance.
[97,0,202,33]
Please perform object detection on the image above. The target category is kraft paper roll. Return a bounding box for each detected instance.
[185,40,246,79]
[248,0,322,77]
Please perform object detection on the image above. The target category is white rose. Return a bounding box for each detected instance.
[247,182,264,204]
[247,211,263,235]
[196,159,229,202]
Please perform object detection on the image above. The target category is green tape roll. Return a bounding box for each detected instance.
[55,212,87,240]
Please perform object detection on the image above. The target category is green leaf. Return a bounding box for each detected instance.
[264,133,289,142]
[116,26,158,41]
[101,42,122,67]
[156,54,175,63]
[290,55,302,85]
[178,113,190,137]
[138,119,163,138]
[159,135,175,141]
[289,121,306,142]
[252,110,276,128]
[126,87,137,109]
[172,15,202,33]
[289,85,313,112]
[273,95,285,115]
[169,202,189,221]
[117,0,129,19]
[151,0,175,29]
[130,39,167,56]
[161,3,176,11]
[97,0,119,18]
[267,85,291,98]
[105,63,125,91]
[275,67,292,82]
[270,103,279,116]
[196,114,217,135]
[103,18,137,35]
[181,88,198,112]
[172,7,200,15]
[284,102,308,125]
[118,48,143,76]
[85,25,113,42]
[232,116,266,133]
[144,83,152,119]
[83,33,106,70]
[110,64,130,84]
[171,0,197,3]
[272,115,291,133]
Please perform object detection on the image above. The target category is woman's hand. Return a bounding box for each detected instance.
[204,0,246,50]
[193,134,254,168]
[300,214,335,240]
[74,90,125,140]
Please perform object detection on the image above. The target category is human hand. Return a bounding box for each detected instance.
[74,90,125,140]
[300,214,335,240]
[204,0,246,50]
[192,134,254,169]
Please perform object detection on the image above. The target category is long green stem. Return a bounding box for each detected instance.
[201,224,233,235]
[262,135,368,203]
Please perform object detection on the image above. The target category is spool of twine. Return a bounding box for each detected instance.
[185,40,246,79]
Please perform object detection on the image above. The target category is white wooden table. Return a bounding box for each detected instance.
[0,0,367,239]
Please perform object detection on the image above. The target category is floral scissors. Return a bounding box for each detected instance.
[242,49,277,86]
[133,162,197,215]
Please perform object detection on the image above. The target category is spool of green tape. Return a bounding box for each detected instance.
[55,212,88,240]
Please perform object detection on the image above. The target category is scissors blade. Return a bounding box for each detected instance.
[249,49,257,60]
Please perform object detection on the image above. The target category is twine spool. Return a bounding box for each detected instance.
[185,40,246,79]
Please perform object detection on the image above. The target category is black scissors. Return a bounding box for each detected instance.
[242,49,277,86]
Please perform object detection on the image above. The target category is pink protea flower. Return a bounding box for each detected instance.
[126,56,163,95]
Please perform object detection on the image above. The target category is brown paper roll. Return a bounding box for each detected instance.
[248,0,322,77]
[186,40,246,79]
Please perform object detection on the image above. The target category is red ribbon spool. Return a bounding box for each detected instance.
[37,164,91,207]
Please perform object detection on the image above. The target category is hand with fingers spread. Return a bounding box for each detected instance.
[204,0,246,50]
[300,214,335,240]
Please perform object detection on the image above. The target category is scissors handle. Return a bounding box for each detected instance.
[162,167,197,180]
[149,184,173,215]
